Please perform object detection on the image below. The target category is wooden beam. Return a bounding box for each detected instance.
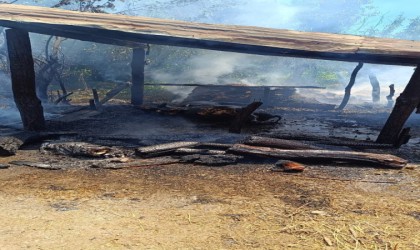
[131,47,146,105]
[377,66,420,144]
[144,83,324,89]
[0,4,420,65]
[6,28,45,131]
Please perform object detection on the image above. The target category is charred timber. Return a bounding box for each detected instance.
[229,101,263,133]
[377,66,420,144]
[265,134,395,149]
[101,82,130,105]
[136,141,200,158]
[144,83,324,89]
[244,136,320,150]
[0,132,77,156]
[174,148,226,155]
[6,28,45,131]
[0,4,420,65]
[228,144,407,169]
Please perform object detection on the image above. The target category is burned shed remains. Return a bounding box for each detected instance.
[0,4,419,146]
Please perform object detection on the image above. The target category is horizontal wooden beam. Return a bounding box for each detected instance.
[144,83,325,89]
[0,4,419,65]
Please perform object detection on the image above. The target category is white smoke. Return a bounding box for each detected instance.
[0,72,22,127]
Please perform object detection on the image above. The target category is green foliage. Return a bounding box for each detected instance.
[61,65,103,89]
[52,0,118,12]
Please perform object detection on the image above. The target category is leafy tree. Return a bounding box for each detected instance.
[52,0,117,12]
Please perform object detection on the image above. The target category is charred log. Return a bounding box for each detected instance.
[0,131,38,156]
[100,82,130,105]
[228,144,407,169]
[9,160,61,170]
[0,131,76,156]
[244,136,320,150]
[229,101,263,133]
[136,141,200,158]
[174,148,226,155]
[41,142,120,158]
[265,134,394,149]
[91,88,103,111]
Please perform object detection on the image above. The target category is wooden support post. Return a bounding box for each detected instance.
[91,88,103,111]
[6,28,45,131]
[131,46,146,105]
[229,101,263,134]
[377,66,420,144]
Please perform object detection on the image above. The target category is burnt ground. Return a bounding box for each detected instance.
[0,104,419,249]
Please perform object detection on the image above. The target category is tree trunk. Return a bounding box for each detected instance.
[6,28,45,131]
[369,74,380,103]
[377,66,420,144]
[336,62,364,110]
[131,47,146,105]
[386,84,395,108]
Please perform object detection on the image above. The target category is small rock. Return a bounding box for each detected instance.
[273,160,305,172]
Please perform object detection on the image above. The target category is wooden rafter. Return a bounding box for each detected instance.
[0,4,419,65]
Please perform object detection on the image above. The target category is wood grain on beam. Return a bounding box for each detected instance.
[0,4,419,65]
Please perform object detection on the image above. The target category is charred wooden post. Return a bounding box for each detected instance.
[377,66,420,144]
[91,88,103,111]
[131,46,146,105]
[337,62,364,110]
[229,101,263,133]
[100,82,130,105]
[387,84,395,108]
[369,75,380,103]
[6,28,45,131]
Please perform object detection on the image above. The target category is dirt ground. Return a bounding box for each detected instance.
[0,105,419,249]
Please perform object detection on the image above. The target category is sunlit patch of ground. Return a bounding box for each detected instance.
[0,149,418,249]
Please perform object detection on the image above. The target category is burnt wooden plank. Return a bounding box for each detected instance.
[144,83,324,89]
[0,4,419,65]
[229,144,407,169]
[6,28,45,131]
[244,136,320,150]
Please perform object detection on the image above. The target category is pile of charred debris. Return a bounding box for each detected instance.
[0,85,414,172]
